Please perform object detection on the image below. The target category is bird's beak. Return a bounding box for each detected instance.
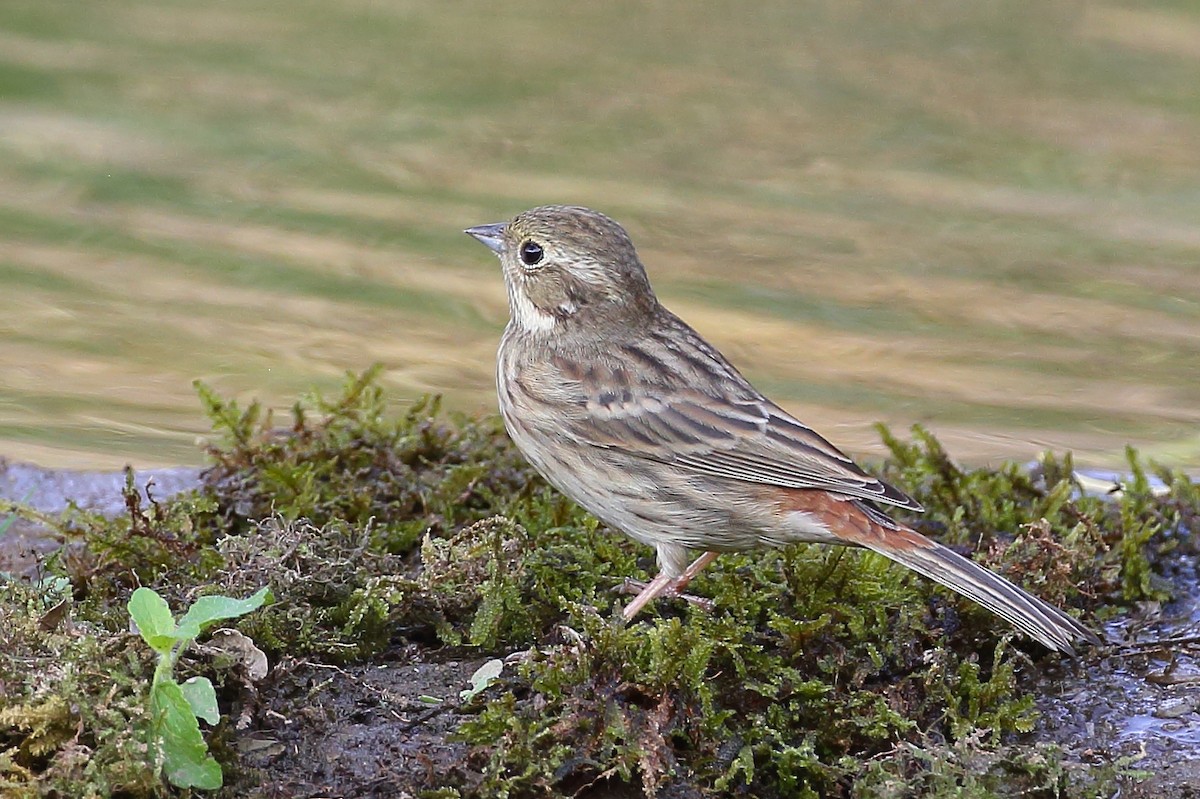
[464,222,507,254]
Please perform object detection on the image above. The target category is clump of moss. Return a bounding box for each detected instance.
[415,511,641,650]
[204,516,413,662]
[875,425,1181,609]
[0,580,159,798]
[452,423,1196,798]
[849,734,1123,799]
[197,365,544,555]
[186,367,615,659]
[417,516,534,648]
[458,548,1047,797]
[0,479,238,798]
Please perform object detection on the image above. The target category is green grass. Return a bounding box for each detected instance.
[1,0,1199,467]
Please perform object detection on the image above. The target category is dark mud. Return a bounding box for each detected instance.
[240,650,482,797]
[1021,466,1200,794]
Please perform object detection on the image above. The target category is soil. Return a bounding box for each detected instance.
[240,650,482,797]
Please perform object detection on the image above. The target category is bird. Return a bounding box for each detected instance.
[465,205,1100,654]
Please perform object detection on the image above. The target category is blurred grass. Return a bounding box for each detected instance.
[1,0,1198,468]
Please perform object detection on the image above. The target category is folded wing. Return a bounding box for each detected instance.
[560,361,922,512]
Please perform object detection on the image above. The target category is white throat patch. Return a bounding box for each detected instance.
[509,282,557,334]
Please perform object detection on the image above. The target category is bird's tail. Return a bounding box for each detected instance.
[847,502,1101,655]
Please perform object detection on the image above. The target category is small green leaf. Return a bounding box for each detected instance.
[460,658,504,701]
[151,680,222,789]
[128,588,178,654]
[175,587,273,641]
[180,677,220,725]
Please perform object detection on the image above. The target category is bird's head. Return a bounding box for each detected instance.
[466,205,658,335]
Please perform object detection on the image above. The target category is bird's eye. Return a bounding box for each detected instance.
[519,240,544,266]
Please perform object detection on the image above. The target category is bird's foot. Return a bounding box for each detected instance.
[619,577,715,614]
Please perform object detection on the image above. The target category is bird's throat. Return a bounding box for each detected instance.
[510,289,559,333]
[509,272,591,334]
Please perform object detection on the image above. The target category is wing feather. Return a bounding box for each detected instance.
[554,313,923,512]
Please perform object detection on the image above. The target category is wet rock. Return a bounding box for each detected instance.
[0,458,202,516]
[1154,698,1197,720]
[0,458,202,575]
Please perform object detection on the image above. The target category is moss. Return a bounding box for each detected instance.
[875,424,1180,609]
[0,580,159,798]
[457,549,1047,797]
[187,367,610,659]
[206,516,414,662]
[452,420,1194,798]
[197,365,544,556]
[849,736,1125,799]
[2,368,1196,797]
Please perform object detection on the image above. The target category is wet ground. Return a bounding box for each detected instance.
[1035,544,1200,796]
[2,459,1197,795]
[1033,468,1200,794]
[240,651,482,797]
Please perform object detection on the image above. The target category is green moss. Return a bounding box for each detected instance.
[457,548,1047,797]
[0,580,159,798]
[451,417,1193,798]
[2,369,1195,797]
[849,736,1124,799]
[189,367,608,658]
[1112,446,1173,602]
[207,516,414,662]
[198,365,545,555]
[874,423,1178,608]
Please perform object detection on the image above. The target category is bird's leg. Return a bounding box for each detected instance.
[621,551,720,620]
[621,572,675,620]
[671,550,719,593]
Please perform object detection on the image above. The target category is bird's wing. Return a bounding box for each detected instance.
[677,397,921,510]
[560,366,922,512]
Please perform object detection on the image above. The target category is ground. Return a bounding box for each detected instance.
[1,371,1198,797]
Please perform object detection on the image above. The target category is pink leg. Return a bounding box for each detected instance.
[672,550,719,594]
[621,572,675,620]
[621,551,721,621]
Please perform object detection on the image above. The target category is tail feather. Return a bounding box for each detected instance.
[776,490,1101,654]
[858,534,1101,654]
[849,500,1099,654]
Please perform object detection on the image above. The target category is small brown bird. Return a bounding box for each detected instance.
[466,205,1099,654]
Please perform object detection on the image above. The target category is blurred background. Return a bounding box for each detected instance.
[1,0,1198,469]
